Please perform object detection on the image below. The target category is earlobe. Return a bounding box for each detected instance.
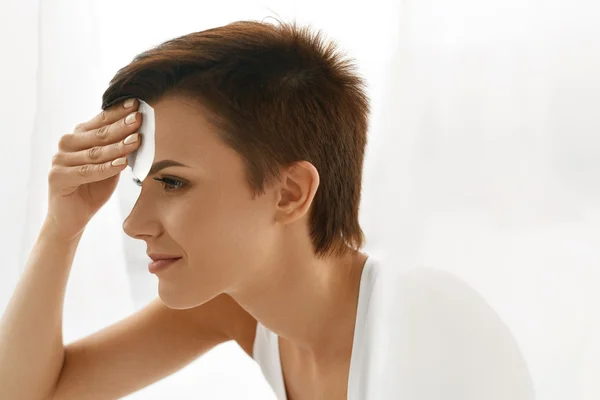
[275,161,320,224]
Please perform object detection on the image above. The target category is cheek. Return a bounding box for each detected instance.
[215,197,270,250]
[168,190,272,262]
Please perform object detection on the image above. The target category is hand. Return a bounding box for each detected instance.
[46,98,143,241]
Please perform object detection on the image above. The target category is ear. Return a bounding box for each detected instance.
[274,161,320,225]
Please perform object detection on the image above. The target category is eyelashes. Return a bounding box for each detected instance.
[132,176,187,192]
[155,177,186,192]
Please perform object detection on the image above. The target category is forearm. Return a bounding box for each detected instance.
[0,218,83,400]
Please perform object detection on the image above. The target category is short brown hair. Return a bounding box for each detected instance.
[102,19,370,258]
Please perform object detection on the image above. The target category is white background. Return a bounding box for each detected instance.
[1,0,599,398]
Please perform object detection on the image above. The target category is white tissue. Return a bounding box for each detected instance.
[127,99,155,182]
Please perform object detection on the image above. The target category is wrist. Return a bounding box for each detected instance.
[41,216,85,245]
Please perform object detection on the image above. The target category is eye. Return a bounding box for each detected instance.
[153,176,186,192]
[131,177,186,192]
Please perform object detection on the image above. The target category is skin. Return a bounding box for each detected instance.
[122,95,370,378]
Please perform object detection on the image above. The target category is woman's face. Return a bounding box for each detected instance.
[122,95,279,309]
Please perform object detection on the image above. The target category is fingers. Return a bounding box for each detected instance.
[60,98,143,152]
[48,97,146,190]
[49,157,131,188]
[63,110,142,152]
[53,132,141,167]
[75,97,139,134]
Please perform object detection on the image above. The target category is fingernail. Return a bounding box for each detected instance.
[124,133,139,145]
[125,112,137,125]
[123,98,135,108]
[112,157,127,166]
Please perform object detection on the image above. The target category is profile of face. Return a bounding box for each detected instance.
[122,95,319,309]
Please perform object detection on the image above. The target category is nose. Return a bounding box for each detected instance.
[122,197,161,239]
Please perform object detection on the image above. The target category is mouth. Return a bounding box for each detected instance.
[148,257,182,274]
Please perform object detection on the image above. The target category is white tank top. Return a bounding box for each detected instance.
[251,256,380,400]
[251,258,537,400]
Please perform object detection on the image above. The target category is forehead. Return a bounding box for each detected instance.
[150,95,222,161]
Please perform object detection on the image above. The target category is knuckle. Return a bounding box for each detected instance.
[77,164,92,178]
[73,123,85,133]
[58,134,70,150]
[87,146,102,160]
[51,152,63,165]
[95,125,109,140]
[47,167,59,183]
[100,110,108,123]
[98,162,109,174]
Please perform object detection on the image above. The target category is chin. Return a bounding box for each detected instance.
[157,281,219,310]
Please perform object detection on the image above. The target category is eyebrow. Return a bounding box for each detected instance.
[149,160,190,175]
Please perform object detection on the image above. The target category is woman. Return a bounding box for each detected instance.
[0,19,534,400]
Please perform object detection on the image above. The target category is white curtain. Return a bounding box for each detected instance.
[1,0,598,398]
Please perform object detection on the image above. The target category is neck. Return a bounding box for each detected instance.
[227,236,368,360]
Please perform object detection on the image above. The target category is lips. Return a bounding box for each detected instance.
[147,253,182,262]
[148,257,181,274]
